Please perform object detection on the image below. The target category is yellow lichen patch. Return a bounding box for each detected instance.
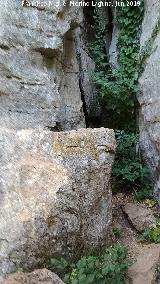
[53,132,99,159]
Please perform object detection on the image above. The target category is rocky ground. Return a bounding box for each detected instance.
[4,192,159,284]
[112,192,160,284]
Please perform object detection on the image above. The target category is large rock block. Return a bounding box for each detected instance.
[0,0,85,130]
[0,127,115,282]
[138,0,160,200]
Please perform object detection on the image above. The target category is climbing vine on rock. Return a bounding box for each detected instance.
[88,1,153,194]
[117,1,144,92]
[89,0,144,129]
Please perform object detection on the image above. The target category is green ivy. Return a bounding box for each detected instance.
[87,1,153,194]
[117,2,144,90]
[88,1,144,129]
[50,245,129,284]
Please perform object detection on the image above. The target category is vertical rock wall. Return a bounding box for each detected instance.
[138,0,160,200]
[0,0,85,130]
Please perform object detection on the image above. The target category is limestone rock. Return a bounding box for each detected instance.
[123,203,155,232]
[3,269,64,284]
[0,127,115,282]
[138,0,160,201]
[109,7,119,68]
[128,244,160,284]
[0,0,85,130]
[75,27,99,121]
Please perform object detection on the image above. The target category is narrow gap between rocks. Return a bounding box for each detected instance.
[78,1,114,129]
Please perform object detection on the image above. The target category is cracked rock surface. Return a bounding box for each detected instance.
[0,127,115,282]
[138,0,160,200]
[0,0,85,130]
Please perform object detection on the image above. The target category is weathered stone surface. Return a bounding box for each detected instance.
[123,203,155,232]
[3,269,64,284]
[0,127,115,282]
[109,7,119,68]
[128,244,160,284]
[75,27,100,121]
[0,0,85,130]
[138,0,160,201]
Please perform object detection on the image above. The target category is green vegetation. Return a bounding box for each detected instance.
[89,1,144,129]
[143,198,157,208]
[50,245,129,284]
[88,0,153,195]
[142,216,160,243]
[112,130,152,193]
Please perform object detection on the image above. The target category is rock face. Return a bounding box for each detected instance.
[128,244,160,284]
[0,1,116,282]
[138,0,160,200]
[0,0,85,130]
[0,127,115,282]
[3,269,65,284]
[75,27,99,122]
[109,8,119,68]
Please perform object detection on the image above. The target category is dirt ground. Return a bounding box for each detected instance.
[112,192,160,263]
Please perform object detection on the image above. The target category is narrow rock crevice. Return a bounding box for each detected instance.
[76,3,114,129]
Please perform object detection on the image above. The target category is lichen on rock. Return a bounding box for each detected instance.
[0,127,115,282]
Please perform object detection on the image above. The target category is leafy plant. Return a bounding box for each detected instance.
[135,188,153,201]
[88,1,144,130]
[143,198,157,208]
[142,220,160,243]
[87,0,153,197]
[50,245,129,284]
[112,130,151,193]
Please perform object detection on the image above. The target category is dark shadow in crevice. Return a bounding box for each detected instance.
[80,1,114,128]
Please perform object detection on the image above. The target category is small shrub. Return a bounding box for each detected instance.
[142,223,160,243]
[142,216,160,243]
[112,130,152,193]
[143,198,157,208]
[50,245,129,284]
[135,188,153,201]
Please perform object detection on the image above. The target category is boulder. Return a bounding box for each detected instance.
[0,127,115,282]
[123,203,155,232]
[3,269,64,284]
[128,244,160,284]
